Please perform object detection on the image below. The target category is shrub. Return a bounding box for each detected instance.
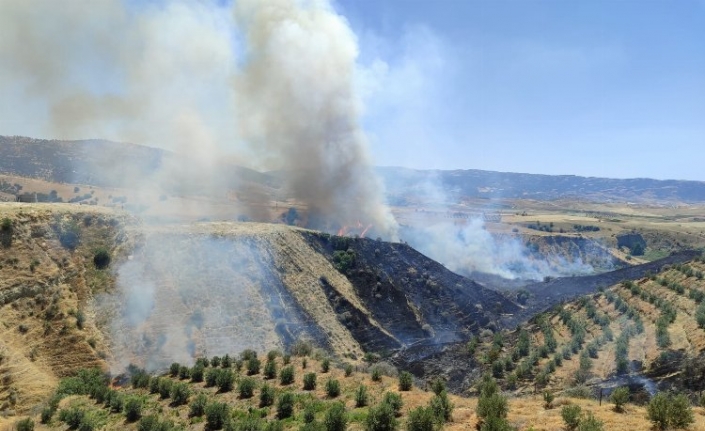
[122,396,142,421]
[326,378,341,398]
[179,365,191,380]
[292,340,313,356]
[302,405,316,423]
[398,371,413,391]
[93,248,111,269]
[109,392,125,412]
[259,384,275,407]
[355,385,368,407]
[430,379,445,396]
[321,358,330,373]
[577,413,604,431]
[239,377,256,399]
[277,392,295,419]
[664,393,695,429]
[344,364,353,377]
[371,367,382,382]
[237,416,263,431]
[170,362,180,377]
[158,379,173,399]
[149,377,161,394]
[16,418,34,431]
[283,354,291,365]
[430,391,453,423]
[264,361,277,380]
[366,402,397,431]
[205,402,231,430]
[543,391,554,409]
[561,405,582,431]
[59,407,85,429]
[41,407,54,424]
[279,365,295,385]
[475,375,505,428]
[205,368,220,387]
[170,382,190,405]
[241,349,258,361]
[190,393,208,417]
[131,369,151,389]
[221,354,232,368]
[217,369,235,392]
[383,392,403,417]
[406,406,435,431]
[192,364,205,383]
[324,402,347,431]
[211,356,222,367]
[303,373,317,390]
[248,357,262,375]
[610,387,629,412]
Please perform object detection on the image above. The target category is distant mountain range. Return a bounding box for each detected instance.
[2,135,705,203]
[376,166,705,204]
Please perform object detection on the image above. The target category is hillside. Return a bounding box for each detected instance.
[0,204,515,415]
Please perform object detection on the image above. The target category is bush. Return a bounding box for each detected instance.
[561,405,582,431]
[355,385,368,408]
[179,365,191,380]
[221,354,232,368]
[371,367,382,382]
[303,373,317,390]
[41,407,54,424]
[264,361,277,380]
[190,393,208,417]
[543,391,554,409]
[192,364,205,383]
[344,364,353,377]
[398,371,413,391]
[206,402,231,430]
[239,377,256,399]
[577,413,604,431]
[260,384,275,407]
[647,392,694,430]
[383,392,403,417]
[277,392,295,419]
[109,392,125,412]
[430,379,445,396]
[430,391,453,423]
[170,381,190,405]
[475,375,505,427]
[326,378,341,398]
[610,387,629,413]
[366,402,398,431]
[248,357,262,375]
[217,370,235,393]
[123,396,142,421]
[158,379,173,399]
[303,405,317,424]
[205,368,220,387]
[279,365,295,385]
[406,406,435,431]
[59,407,85,429]
[321,358,330,373]
[131,369,151,389]
[170,362,180,377]
[16,418,34,431]
[324,403,347,431]
[93,248,111,269]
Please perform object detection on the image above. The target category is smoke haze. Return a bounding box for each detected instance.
[0,0,397,237]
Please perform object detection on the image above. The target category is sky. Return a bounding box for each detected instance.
[0,0,703,182]
[335,0,705,181]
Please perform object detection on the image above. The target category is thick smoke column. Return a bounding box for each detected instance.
[234,0,397,238]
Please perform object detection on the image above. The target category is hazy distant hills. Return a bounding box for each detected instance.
[2,135,705,204]
[376,166,705,204]
[0,135,271,190]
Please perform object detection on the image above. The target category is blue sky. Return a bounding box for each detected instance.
[335,0,705,180]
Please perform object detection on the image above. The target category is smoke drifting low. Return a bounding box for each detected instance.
[0,0,397,238]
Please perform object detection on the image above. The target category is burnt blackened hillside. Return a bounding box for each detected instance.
[303,232,520,351]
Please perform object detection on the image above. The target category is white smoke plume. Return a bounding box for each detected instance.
[0,0,397,237]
